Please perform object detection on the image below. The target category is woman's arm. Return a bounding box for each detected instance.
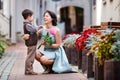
[50,28,61,48]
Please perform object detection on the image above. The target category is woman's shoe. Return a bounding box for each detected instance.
[42,68,51,74]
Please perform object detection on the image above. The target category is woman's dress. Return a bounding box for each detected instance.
[38,28,72,73]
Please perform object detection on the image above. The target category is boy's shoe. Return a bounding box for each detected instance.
[25,71,38,75]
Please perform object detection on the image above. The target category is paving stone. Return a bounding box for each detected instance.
[6,42,88,80]
[0,52,18,80]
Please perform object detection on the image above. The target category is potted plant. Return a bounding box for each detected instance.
[75,28,100,73]
[89,28,120,80]
[104,29,120,80]
[0,32,8,58]
[62,33,80,64]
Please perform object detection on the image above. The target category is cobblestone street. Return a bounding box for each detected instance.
[0,41,88,80]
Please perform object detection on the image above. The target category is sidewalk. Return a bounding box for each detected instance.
[1,41,88,80]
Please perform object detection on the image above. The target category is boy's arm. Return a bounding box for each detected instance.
[32,19,39,30]
[37,25,43,36]
[22,34,30,40]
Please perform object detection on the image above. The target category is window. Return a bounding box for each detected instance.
[0,0,3,10]
[102,0,106,5]
[110,0,113,2]
[93,0,96,6]
[93,0,96,9]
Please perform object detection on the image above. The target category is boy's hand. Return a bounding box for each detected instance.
[32,19,37,25]
[38,25,43,30]
[23,34,30,40]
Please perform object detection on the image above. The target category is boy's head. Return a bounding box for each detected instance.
[22,9,34,22]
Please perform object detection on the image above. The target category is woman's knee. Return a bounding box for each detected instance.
[40,56,47,63]
[40,56,54,65]
[35,53,42,61]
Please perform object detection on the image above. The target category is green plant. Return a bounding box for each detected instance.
[111,30,120,61]
[0,32,7,58]
[90,29,118,65]
[38,32,53,49]
[62,34,80,48]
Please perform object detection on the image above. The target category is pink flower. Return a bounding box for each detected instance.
[49,27,56,35]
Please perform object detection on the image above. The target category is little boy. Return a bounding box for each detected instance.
[22,9,38,75]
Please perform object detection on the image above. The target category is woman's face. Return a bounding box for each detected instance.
[43,12,52,24]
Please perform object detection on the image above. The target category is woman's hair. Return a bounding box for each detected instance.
[22,9,33,19]
[44,10,57,26]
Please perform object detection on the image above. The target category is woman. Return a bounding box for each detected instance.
[35,10,72,73]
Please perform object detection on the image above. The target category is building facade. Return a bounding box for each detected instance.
[0,0,92,44]
[0,0,41,43]
[44,0,92,35]
[92,0,120,25]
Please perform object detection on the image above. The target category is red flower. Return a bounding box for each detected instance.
[75,29,100,50]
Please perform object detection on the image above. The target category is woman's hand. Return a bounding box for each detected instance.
[40,40,46,45]
[44,42,51,46]
[40,40,51,47]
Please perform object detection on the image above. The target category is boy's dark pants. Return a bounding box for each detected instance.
[25,45,36,73]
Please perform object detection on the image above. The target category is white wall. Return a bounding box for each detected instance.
[0,14,9,39]
[101,0,120,22]
[0,0,10,39]
[3,0,10,18]
[92,0,120,25]
[92,0,102,25]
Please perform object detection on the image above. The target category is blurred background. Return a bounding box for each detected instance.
[0,0,120,44]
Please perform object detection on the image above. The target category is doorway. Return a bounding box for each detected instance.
[60,6,84,34]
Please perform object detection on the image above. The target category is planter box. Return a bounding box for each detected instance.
[104,60,120,80]
[82,49,89,73]
[101,22,120,29]
[87,53,94,78]
[91,25,102,30]
[94,58,104,80]
[78,50,82,69]
[63,46,71,64]
[71,47,78,65]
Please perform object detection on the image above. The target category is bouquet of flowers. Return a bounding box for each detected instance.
[37,27,57,49]
[38,32,53,49]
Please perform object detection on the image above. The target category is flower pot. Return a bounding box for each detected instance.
[104,60,120,80]
[63,46,71,63]
[94,58,104,80]
[82,49,89,73]
[71,47,78,65]
[78,50,82,69]
[87,53,94,78]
